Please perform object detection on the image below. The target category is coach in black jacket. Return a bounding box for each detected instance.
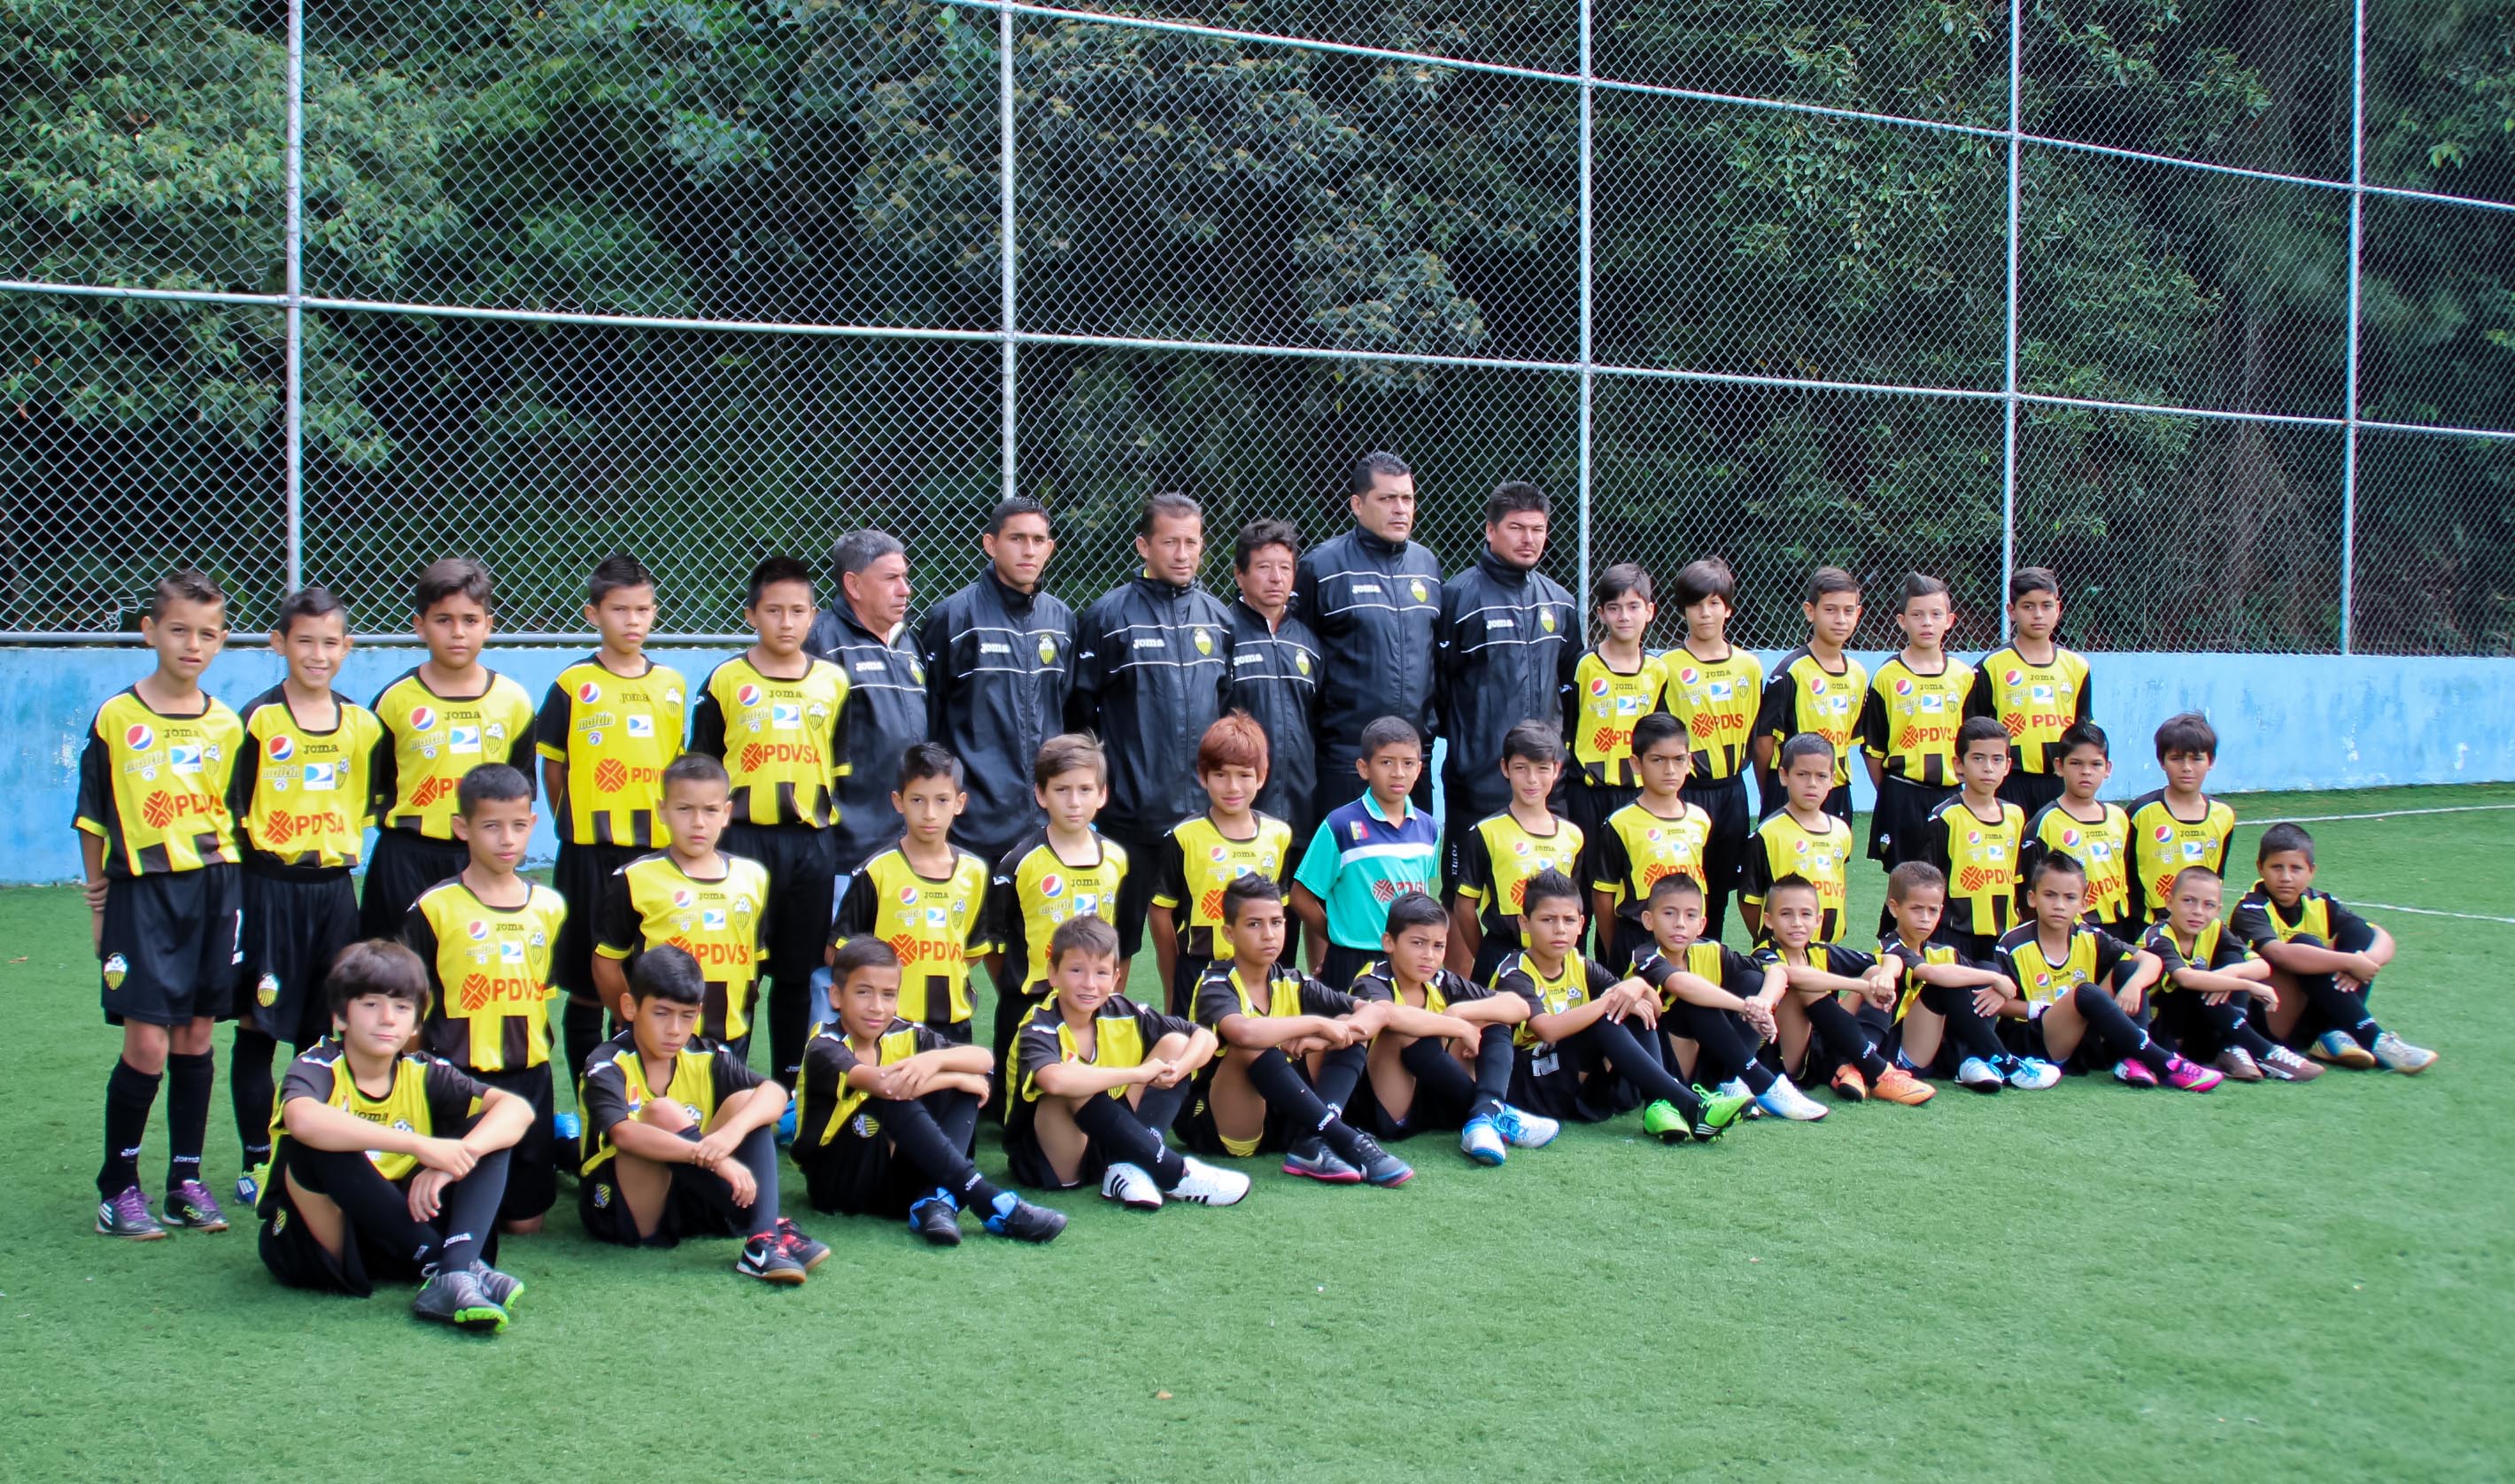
[807,529,927,875]
[1435,480,1578,841]
[1293,451,1442,820]
[1067,491,1234,958]
[1223,516,1320,842]
[917,497,1074,869]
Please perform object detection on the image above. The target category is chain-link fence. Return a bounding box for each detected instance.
[6,0,2512,653]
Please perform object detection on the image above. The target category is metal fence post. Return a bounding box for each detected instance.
[282,0,306,592]
[2339,0,2366,654]
[1576,0,1594,618]
[1999,0,2023,644]
[998,0,1018,504]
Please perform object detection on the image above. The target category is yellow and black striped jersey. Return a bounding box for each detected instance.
[368,669,538,839]
[1009,993,1197,1111]
[227,686,383,874]
[1149,812,1293,963]
[1754,647,1868,789]
[990,829,1129,997]
[2228,884,2369,952]
[2020,799,2132,928]
[577,1028,763,1177]
[1345,958,1497,1016]
[1877,934,1965,1021]
[798,1016,951,1142]
[593,850,773,1045]
[1965,645,2092,776]
[1630,939,1766,1009]
[268,1040,485,1189]
[1657,646,1763,780]
[1993,922,2137,1009]
[1738,808,1855,943]
[403,877,568,1073]
[691,653,849,830]
[1920,795,2024,939]
[1590,799,1714,921]
[1857,655,1977,786]
[1567,649,1666,788]
[832,844,994,1026]
[533,656,689,847]
[1492,950,1622,1047]
[74,687,244,877]
[1192,961,1358,1059]
[1450,809,1585,956]
[2125,790,2235,922]
[2141,917,2252,993]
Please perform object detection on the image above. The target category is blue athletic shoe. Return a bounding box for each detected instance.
[909,1189,962,1247]
[1490,1103,1560,1149]
[774,1102,799,1148]
[553,1110,582,1143]
[1459,1116,1506,1166]
[982,1191,1067,1243]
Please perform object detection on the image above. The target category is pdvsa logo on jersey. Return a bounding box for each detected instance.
[1040,873,1065,899]
[124,723,156,753]
[409,707,437,733]
[267,735,295,762]
[736,683,762,707]
[577,681,602,704]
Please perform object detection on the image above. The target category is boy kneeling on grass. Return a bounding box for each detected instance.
[577,945,830,1284]
[1008,914,1249,1212]
[256,939,531,1334]
[796,938,1066,1246]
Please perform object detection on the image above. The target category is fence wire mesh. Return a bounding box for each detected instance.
[5,0,2512,655]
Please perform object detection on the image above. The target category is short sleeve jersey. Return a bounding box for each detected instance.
[1965,645,2092,776]
[368,669,537,839]
[1631,939,1765,1009]
[228,687,382,874]
[1450,810,1585,955]
[1009,993,1197,1115]
[2125,791,2236,922]
[593,850,773,1045]
[74,688,245,877]
[832,845,994,1026]
[1993,923,2135,1009]
[403,877,569,1072]
[2020,800,2133,927]
[1857,655,1977,786]
[533,657,689,847]
[1193,962,1357,1060]
[991,830,1129,998]
[1755,648,1868,790]
[2141,917,2251,994]
[1876,934,1965,1022]
[577,1028,763,1178]
[1292,792,1442,949]
[1920,795,2024,939]
[1346,959,1495,1016]
[1739,809,1855,942]
[1657,648,1764,781]
[691,653,850,830]
[1567,649,1667,789]
[1590,800,1714,926]
[798,1016,950,1143]
[2227,884,2368,952]
[1149,813,1295,962]
[270,1040,486,1187]
[1493,951,1621,1049]
[1750,939,1882,1000]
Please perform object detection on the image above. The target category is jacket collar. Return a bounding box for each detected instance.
[1134,569,1195,602]
[1477,545,1532,585]
[984,564,1036,616]
[1355,526,1409,560]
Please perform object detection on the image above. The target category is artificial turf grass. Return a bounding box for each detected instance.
[4,782,2511,1483]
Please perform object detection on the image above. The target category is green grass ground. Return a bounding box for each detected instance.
[6,785,2513,1483]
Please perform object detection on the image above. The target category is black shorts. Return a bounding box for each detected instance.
[1682,773,1753,896]
[577,1135,746,1248]
[723,822,839,987]
[1869,777,1953,866]
[552,840,643,1000]
[1508,1035,1648,1125]
[1103,826,1166,960]
[359,831,468,938]
[1002,1112,1090,1191]
[1316,942,1377,994]
[793,1117,925,1218]
[99,864,242,1027]
[1167,953,1216,1020]
[1566,778,1637,862]
[470,1063,557,1223]
[237,870,359,1045]
[1996,769,2066,815]
[258,1174,423,1297]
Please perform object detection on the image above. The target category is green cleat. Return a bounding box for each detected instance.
[1690,1085,1755,1140]
[1641,1100,1692,1143]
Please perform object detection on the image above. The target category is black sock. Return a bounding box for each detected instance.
[1919,982,2008,1064]
[2194,997,2280,1061]
[1572,1017,1701,1117]
[1312,1041,1365,1115]
[100,1059,161,1197]
[295,1145,444,1267]
[163,1049,214,1190]
[1070,1093,1190,1186]
[1668,1002,1776,1094]
[435,1147,512,1270]
[1397,1035,1481,1117]
[1801,995,1892,1079]
[1243,1047,1367,1163]
[2070,984,2173,1073]
[884,1089,1004,1210]
[1135,1078,1191,1137]
[562,996,607,1083]
[231,1028,279,1167]
[1470,1031,1515,1118]
[2298,973,2383,1048]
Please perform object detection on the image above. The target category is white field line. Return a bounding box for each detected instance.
[2353,901,2515,925]
[2239,804,2515,826]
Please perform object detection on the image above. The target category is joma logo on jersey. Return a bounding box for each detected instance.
[669,937,754,968]
[139,788,218,830]
[737,742,822,772]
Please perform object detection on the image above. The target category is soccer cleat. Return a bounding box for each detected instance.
[2259,1044,2324,1082]
[1641,1099,1692,1143]
[1954,1056,2006,1094]
[2113,1059,2161,1087]
[234,1171,260,1210]
[1491,1103,1560,1148]
[773,1102,800,1148]
[1717,1078,1768,1119]
[908,1190,963,1247]
[1690,1084,1755,1138]
[1830,1065,1869,1102]
[1343,1133,1412,1186]
[1163,1156,1250,1207]
[1753,1074,1829,1121]
[1869,1065,1936,1107]
[411,1264,507,1333]
[1999,1055,2062,1090]
[2370,1031,2438,1075]
[2310,1031,2378,1070]
[160,1179,230,1233]
[774,1215,831,1272]
[737,1233,809,1284]
[95,1186,166,1241]
[1281,1137,1364,1184]
[2161,1055,2224,1093]
[466,1259,525,1312]
[2213,1047,2264,1082]
[983,1193,1068,1243]
[553,1109,583,1143]
[1459,1116,1507,1167]
[1100,1162,1165,1211]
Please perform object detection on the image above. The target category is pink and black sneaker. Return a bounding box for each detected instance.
[2162,1055,2225,1093]
[2112,1059,2161,1088]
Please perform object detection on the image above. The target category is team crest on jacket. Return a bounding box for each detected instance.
[1037,635,1058,664]
[1409,578,1428,602]
[1193,628,1213,655]
[1294,652,1312,675]
[1539,609,1557,632]
[257,973,280,1008]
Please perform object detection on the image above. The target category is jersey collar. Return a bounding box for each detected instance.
[1360,791,1417,827]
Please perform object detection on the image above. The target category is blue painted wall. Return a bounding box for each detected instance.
[9,643,2512,884]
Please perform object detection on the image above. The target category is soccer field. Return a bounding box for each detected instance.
[6,784,2512,1484]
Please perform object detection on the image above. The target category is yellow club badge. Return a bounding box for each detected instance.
[1539,608,1558,632]
[1193,628,1213,655]
[1409,578,1428,603]
[103,953,128,991]
[909,661,925,684]
[1294,650,1312,675]
[1036,634,1057,664]
[257,973,280,1008]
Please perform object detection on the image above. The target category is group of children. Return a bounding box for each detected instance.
[73,552,2439,1336]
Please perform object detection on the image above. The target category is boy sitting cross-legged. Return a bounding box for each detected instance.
[1349,890,1559,1166]
[796,939,1065,1245]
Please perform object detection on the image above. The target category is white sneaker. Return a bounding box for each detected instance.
[1753,1074,1829,1121]
[2370,1031,2438,1075]
[1099,1162,1164,1211]
[2000,1055,2062,1090]
[1490,1103,1561,1148]
[1459,1117,1507,1166]
[1954,1056,2004,1093]
[1162,1156,1250,1208]
[1718,1077,1768,1119]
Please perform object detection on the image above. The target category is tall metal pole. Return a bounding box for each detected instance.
[998,1,1018,503]
[1998,0,2022,643]
[1575,0,1594,618]
[2339,0,2366,653]
[283,0,306,591]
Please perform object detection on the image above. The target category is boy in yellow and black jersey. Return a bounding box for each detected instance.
[1752,566,1866,823]
[2017,723,2133,933]
[2140,866,2314,1083]
[984,734,1129,1104]
[1858,574,1975,868]
[1562,563,1663,846]
[1739,734,1857,946]
[690,555,851,1084]
[2231,824,2435,1074]
[1914,717,2024,958]
[360,558,537,938]
[401,765,569,1230]
[1965,567,2092,815]
[1657,559,1763,939]
[80,569,249,1241]
[1750,876,1936,1106]
[830,743,994,1040]
[1448,721,1584,980]
[1624,874,1824,1120]
[1992,854,2218,1090]
[536,555,689,1078]
[1346,891,1545,1163]
[2125,712,2235,923]
[593,754,773,1051]
[227,587,384,1196]
[1147,714,1293,1013]
[1588,715,1714,970]
[1873,862,2029,1092]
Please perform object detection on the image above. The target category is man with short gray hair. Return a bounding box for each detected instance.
[809,529,927,874]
